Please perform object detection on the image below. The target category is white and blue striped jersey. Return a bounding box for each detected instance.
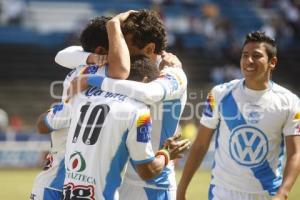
[201,79,300,196]
[31,64,108,200]
[98,67,188,191]
[54,47,188,194]
[45,87,155,200]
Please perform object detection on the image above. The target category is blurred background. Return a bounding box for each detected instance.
[0,0,299,199]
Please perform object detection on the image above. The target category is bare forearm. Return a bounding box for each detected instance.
[277,153,300,197]
[178,141,209,191]
[106,20,130,79]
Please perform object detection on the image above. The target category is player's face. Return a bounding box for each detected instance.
[124,34,157,62]
[240,42,276,84]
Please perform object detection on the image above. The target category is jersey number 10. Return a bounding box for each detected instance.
[72,102,110,145]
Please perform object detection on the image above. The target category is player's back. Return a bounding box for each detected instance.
[63,87,153,200]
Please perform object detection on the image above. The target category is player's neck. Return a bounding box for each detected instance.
[244,79,270,90]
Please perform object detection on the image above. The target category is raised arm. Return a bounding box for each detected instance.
[106,11,135,79]
[55,46,90,69]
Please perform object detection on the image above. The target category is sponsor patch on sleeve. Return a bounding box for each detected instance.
[136,113,152,143]
[203,92,215,117]
[158,71,182,92]
[294,112,300,120]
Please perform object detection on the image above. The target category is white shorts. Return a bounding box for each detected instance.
[209,184,271,200]
[30,158,65,200]
[119,182,176,200]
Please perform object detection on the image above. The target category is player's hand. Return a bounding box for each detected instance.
[159,51,182,70]
[164,134,191,160]
[271,193,288,200]
[112,10,137,24]
[66,75,89,102]
[87,53,107,66]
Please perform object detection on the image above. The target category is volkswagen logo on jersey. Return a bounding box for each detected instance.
[67,152,86,172]
[229,125,268,166]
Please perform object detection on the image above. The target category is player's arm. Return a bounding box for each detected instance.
[68,67,186,105]
[36,103,71,134]
[177,124,214,200]
[136,138,190,180]
[127,108,189,180]
[273,136,300,200]
[177,87,220,200]
[273,97,300,200]
[105,11,134,79]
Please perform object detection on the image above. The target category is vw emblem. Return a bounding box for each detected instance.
[229,125,268,166]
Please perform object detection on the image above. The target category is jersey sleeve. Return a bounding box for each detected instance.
[200,85,221,129]
[99,68,187,105]
[44,103,72,131]
[283,94,300,136]
[152,67,187,101]
[126,107,155,165]
[62,67,79,102]
[55,46,90,69]
[100,78,165,105]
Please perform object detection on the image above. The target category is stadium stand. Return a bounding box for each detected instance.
[0,0,299,168]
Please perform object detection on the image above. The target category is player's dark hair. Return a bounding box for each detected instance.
[80,16,111,53]
[128,55,159,82]
[122,9,167,54]
[243,31,277,60]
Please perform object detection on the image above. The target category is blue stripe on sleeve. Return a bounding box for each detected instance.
[87,76,104,88]
[44,115,55,132]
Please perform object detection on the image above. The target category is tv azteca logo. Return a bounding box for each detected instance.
[67,152,86,172]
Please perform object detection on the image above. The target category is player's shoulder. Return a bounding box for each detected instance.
[211,79,241,97]
[271,81,299,103]
[159,67,187,83]
[65,64,108,82]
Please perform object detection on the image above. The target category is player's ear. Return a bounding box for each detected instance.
[95,46,108,55]
[142,76,149,83]
[143,43,155,57]
[269,56,277,71]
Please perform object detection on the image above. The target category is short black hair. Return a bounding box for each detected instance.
[122,9,167,54]
[80,16,111,53]
[243,31,277,60]
[127,55,159,82]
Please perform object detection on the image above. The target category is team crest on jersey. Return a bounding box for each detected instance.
[244,104,263,124]
[63,183,95,200]
[229,125,269,167]
[203,92,215,117]
[67,152,86,172]
[136,113,152,143]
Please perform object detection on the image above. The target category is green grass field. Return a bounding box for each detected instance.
[0,169,299,199]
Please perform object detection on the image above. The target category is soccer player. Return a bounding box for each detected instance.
[37,55,188,200]
[30,13,132,200]
[55,10,188,200]
[177,31,300,200]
